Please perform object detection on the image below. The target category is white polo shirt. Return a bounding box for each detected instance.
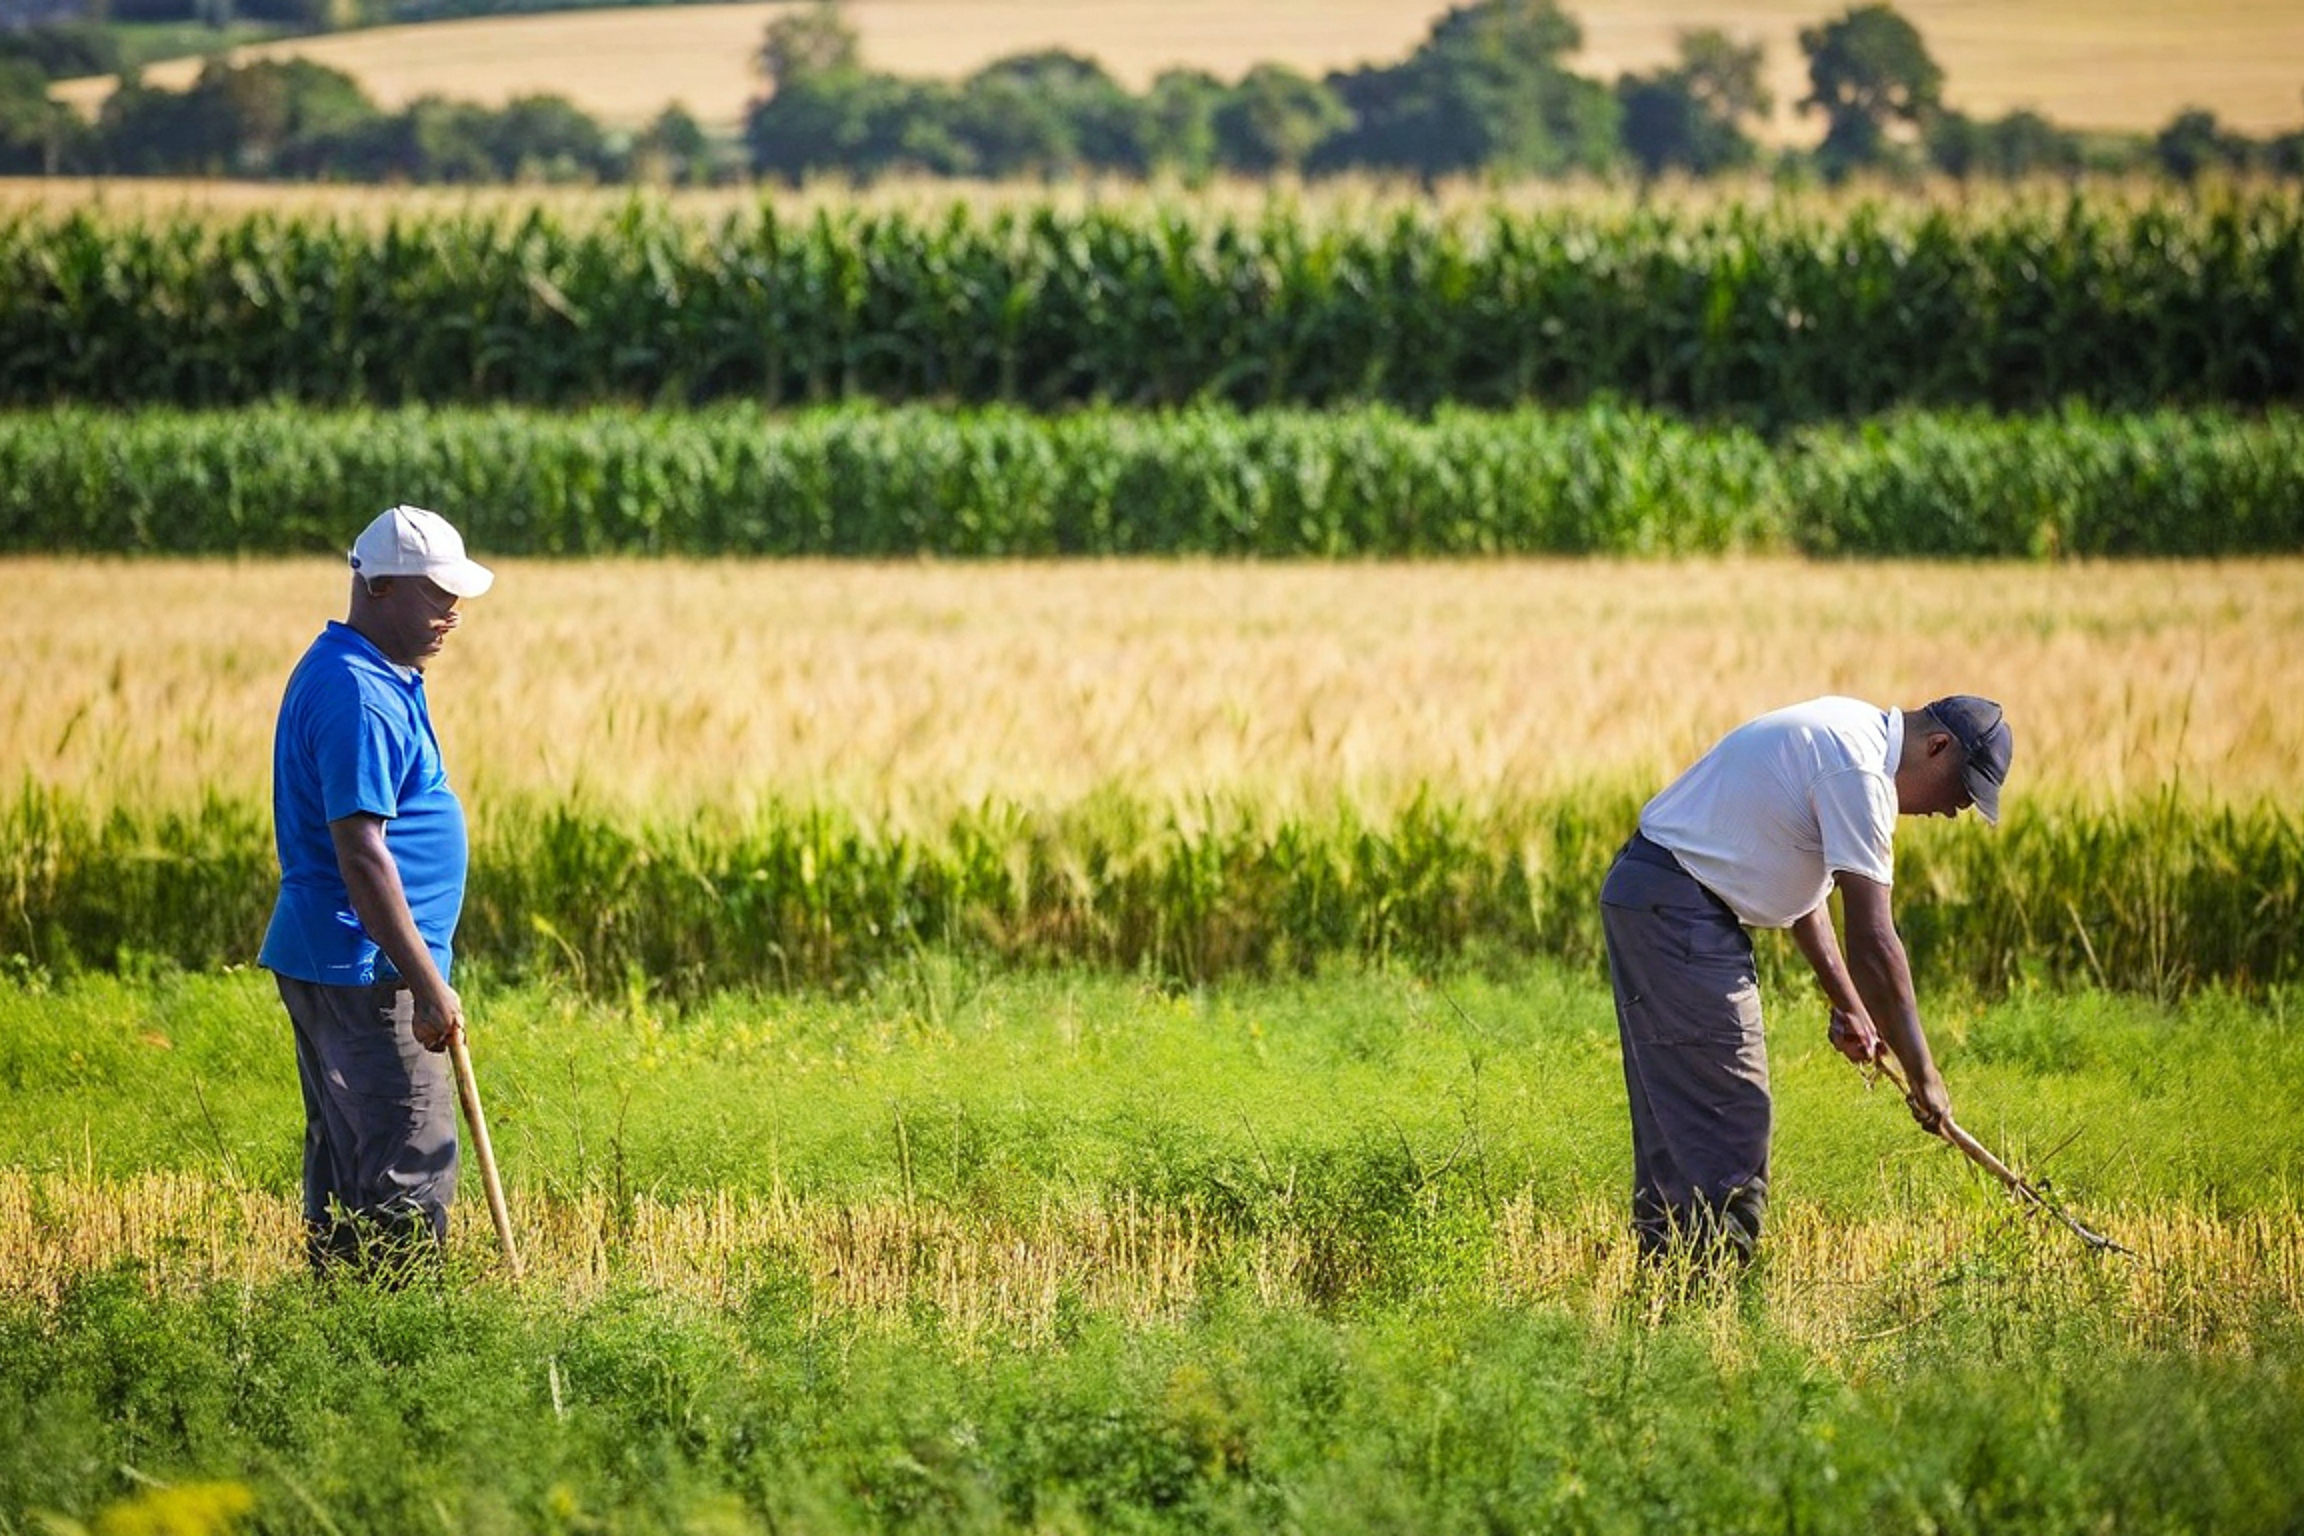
[1638,697,1902,929]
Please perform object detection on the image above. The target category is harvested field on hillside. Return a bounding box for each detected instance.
[44,0,2304,136]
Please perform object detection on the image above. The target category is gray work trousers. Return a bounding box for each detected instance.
[276,973,459,1272]
[1599,833,1772,1262]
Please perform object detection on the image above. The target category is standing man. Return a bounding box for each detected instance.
[1601,695,2012,1262]
[260,505,494,1273]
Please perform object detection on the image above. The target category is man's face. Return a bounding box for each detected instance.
[367,576,464,668]
[1900,729,1973,819]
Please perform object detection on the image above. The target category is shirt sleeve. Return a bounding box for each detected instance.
[307,688,407,825]
[1812,767,1896,887]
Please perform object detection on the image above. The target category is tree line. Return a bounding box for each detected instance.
[4,0,2301,184]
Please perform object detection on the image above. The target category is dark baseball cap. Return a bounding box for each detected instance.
[1925,695,2013,825]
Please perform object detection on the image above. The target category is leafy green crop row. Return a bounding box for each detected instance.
[5,787,2296,999]
[4,402,2299,557]
[3,196,2298,416]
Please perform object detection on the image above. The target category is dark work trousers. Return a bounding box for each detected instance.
[275,973,460,1273]
[1599,832,1772,1262]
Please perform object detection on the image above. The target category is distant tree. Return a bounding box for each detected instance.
[1678,30,1771,131]
[747,50,871,175]
[95,63,239,172]
[0,21,120,79]
[631,103,712,185]
[1617,27,1769,177]
[948,50,1145,176]
[224,58,374,171]
[876,80,971,175]
[315,95,487,179]
[0,56,77,172]
[233,0,345,25]
[106,0,206,23]
[0,0,92,26]
[1925,107,2081,180]
[92,56,377,176]
[750,66,958,180]
[278,106,407,178]
[758,1,859,94]
[745,2,949,180]
[409,98,507,180]
[944,62,1073,177]
[1144,66,1224,181]
[1211,63,1348,174]
[1318,0,1620,179]
[483,93,615,181]
[1798,3,1943,177]
[2269,128,2304,179]
[2154,107,2252,182]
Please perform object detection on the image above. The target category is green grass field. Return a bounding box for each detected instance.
[4,961,2301,1532]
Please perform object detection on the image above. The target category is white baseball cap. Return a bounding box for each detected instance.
[348,505,495,598]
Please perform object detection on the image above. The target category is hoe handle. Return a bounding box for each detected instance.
[1867,1053,2014,1185]
[1862,1051,2131,1256]
[449,1026,523,1279]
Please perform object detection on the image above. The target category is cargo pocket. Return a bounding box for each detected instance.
[1627,902,1757,1047]
[1676,906,1754,973]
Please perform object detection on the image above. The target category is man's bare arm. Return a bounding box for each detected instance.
[329,813,462,1052]
[1836,872,1951,1131]
[1788,902,1881,1063]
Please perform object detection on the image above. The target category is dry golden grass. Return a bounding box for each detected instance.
[4,1169,2292,1359]
[3,557,2297,818]
[0,170,1628,224]
[1495,1196,2304,1359]
[0,170,2231,226]
[42,0,2304,137]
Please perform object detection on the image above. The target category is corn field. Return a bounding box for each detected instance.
[2,194,2298,416]
[4,786,2296,997]
[4,403,2300,557]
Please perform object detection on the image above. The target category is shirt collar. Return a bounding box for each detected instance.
[1884,706,1904,771]
[325,620,422,686]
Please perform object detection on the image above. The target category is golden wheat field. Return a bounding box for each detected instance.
[45,0,2304,136]
[5,557,2297,816]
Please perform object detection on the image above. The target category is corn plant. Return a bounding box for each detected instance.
[2,403,2297,558]
[2,194,2297,416]
[6,785,2296,999]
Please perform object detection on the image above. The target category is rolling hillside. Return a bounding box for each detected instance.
[48,0,2304,137]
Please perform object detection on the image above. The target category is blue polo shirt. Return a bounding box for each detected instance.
[260,621,469,987]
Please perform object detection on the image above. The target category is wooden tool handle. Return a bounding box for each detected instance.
[449,1028,523,1279]
[1859,1049,2131,1255]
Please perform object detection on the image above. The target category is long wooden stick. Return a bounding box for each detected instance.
[449,1026,523,1278]
[1861,1052,2133,1257]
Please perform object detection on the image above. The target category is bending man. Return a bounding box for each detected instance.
[1600,694,2012,1262]
[259,505,495,1273]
